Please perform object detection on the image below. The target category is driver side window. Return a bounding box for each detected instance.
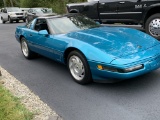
[34,19,50,33]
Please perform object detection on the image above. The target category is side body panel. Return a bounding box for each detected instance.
[1,8,8,21]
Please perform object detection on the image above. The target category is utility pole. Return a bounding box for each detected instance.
[10,0,14,7]
[3,0,6,7]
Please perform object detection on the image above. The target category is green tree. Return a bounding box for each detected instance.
[1,0,20,7]
[19,0,87,14]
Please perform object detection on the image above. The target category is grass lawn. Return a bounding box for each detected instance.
[0,84,33,120]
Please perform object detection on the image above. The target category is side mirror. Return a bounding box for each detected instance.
[38,30,49,36]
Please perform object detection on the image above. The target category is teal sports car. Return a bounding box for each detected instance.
[15,14,160,84]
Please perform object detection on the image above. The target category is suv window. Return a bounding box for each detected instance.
[28,9,33,13]
[3,9,7,13]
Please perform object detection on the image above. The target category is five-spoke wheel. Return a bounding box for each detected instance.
[67,51,92,84]
[20,37,36,59]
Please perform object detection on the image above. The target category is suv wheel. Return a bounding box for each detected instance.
[23,19,26,22]
[26,18,29,23]
[8,17,13,23]
[145,13,160,40]
[1,17,5,24]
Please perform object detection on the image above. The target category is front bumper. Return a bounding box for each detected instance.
[89,54,160,83]
[10,15,25,20]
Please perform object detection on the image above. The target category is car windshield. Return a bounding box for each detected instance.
[33,8,52,14]
[7,7,21,12]
[47,15,101,34]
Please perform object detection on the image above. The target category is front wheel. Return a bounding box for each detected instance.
[145,14,160,40]
[1,17,5,24]
[23,19,26,22]
[67,51,92,85]
[20,37,36,59]
[8,17,13,23]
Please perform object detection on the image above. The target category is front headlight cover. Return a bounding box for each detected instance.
[97,64,144,73]
[123,64,144,73]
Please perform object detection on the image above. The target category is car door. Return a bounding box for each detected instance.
[117,0,147,24]
[1,8,8,21]
[98,0,119,23]
[27,19,62,61]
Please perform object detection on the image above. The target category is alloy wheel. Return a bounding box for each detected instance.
[69,55,85,81]
[149,18,160,37]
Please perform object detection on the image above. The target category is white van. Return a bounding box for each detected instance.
[1,7,25,24]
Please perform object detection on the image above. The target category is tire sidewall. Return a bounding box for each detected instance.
[67,50,92,84]
[1,17,5,24]
[9,17,12,23]
[145,13,160,40]
[21,38,29,58]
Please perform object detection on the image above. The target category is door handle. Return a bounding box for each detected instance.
[119,1,125,4]
[29,34,32,36]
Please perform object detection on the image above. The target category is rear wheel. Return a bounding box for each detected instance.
[67,51,92,85]
[145,13,160,40]
[20,37,36,59]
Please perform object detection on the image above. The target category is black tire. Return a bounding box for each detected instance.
[20,37,36,59]
[1,17,5,24]
[25,18,28,24]
[145,13,160,40]
[8,17,13,23]
[16,20,19,23]
[67,50,92,85]
[23,19,26,22]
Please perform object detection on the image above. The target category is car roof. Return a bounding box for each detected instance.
[38,13,79,19]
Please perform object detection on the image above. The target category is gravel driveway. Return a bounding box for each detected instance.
[0,66,62,120]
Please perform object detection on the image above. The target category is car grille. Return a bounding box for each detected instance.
[16,13,23,15]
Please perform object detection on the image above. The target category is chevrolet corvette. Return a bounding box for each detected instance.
[15,14,160,84]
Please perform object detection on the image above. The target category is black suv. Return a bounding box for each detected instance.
[67,0,160,39]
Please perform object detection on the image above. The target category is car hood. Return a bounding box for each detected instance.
[67,27,160,58]
[8,12,24,14]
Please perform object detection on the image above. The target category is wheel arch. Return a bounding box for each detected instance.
[19,35,25,42]
[69,9,79,13]
[63,47,85,64]
[143,6,160,28]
